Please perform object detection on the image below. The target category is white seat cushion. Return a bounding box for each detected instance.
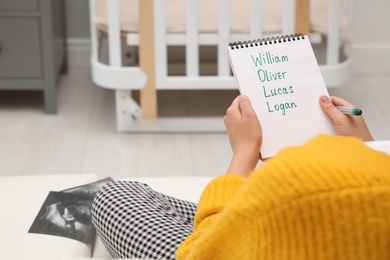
[0,174,212,260]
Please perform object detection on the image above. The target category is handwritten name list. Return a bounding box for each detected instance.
[251,51,297,116]
[227,35,335,159]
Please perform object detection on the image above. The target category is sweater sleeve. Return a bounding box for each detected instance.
[176,174,246,259]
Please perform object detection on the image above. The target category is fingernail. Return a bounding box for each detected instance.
[239,95,249,102]
[320,95,330,104]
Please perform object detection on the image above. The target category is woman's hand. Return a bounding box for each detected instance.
[224,95,262,177]
[319,95,374,141]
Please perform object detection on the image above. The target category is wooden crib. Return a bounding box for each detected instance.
[89,0,353,132]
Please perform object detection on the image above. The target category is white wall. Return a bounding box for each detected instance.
[352,0,390,73]
[64,0,390,73]
[65,0,90,38]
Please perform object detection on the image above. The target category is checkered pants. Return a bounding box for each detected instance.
[91,181,197,259]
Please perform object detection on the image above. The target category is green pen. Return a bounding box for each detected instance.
[336,106,363,116]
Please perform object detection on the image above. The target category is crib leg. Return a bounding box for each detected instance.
[115,90,141,132]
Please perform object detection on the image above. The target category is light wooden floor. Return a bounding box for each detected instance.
[1,67,389,179]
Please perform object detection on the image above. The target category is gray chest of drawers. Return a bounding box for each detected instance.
[0,0,67,114]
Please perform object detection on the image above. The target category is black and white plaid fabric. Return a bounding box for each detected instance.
[91,181,197,259]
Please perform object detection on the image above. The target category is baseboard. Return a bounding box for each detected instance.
[351,43,390,73]
[66,38,390,73]
[67,38,91,67]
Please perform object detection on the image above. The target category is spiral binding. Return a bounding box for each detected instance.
[229,33,305,50]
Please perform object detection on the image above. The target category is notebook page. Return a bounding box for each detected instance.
[227,35,336,159]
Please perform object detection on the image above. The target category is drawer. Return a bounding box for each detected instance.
[0,0,38,12]
[0,17,42,78]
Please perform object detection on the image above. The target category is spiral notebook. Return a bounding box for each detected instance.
[227,34,336,160]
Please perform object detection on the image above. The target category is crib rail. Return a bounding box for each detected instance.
[89,0,146,90]
[90,0,352,87]
[152,0,307,91]
[89,0,353,130]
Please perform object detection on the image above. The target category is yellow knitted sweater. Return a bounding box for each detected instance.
[176,135,390,260]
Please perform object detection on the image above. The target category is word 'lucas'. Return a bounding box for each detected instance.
[262,86,297,116]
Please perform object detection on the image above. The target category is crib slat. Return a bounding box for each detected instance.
[344,0,353,57]
[89,0,98,61]
[153,0,167,88]
[107,0,122,66]
[327,0,341,65]
[282,0,295,35]
[186,0,199,77]
[250,0,262,39]
[217,0,230,77]
[294,0,310,35]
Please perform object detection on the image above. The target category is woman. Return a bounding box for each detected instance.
[92,95,390,259]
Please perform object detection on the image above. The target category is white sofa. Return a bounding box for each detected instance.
[2,142,389,260]
[0,174,213,260]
